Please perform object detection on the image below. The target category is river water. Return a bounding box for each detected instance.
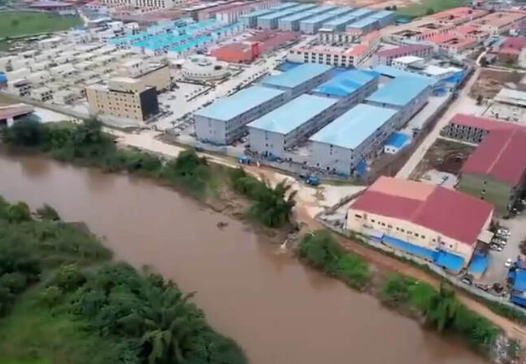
[0,149,486,364]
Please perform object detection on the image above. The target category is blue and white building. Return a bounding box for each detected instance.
[257,4,316,29]
[261,63,333,98]
[247,94,339,157]
[365,74,434,127]
[309,103,400,175]
[277,5,335,31]
[194,86,287,145]
[384,132,411,154]
[299,7,354,34]
[321,8,374,31]
[240,3,299,28]
[311,69,379,112]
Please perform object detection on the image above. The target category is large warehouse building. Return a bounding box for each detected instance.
[308,103,399,175]
[459,128,526,214]
[194,85,287,145]
[247,94,338,157]
[347,176,494,273]
[299,7,354,34]
[311,69,379,112]
[261,63,333,98]
[257,3,316,29]
[240,2,300,27]
[321,8,373,31]
[365,75,433,127]
[277,5,334,31]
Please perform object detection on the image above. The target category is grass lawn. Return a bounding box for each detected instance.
[395,0,464,19]
[0,289,127,364]
[0,11,81,38]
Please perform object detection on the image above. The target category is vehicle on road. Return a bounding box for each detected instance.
[505,258,514,268]
[461,274,473,285]
[497,227,511,236]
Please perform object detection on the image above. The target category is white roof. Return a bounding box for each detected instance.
[393,55,423,64]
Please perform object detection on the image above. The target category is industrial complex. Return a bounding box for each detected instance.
[3,0,526,320]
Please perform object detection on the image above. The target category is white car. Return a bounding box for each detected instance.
[505,258,514,268]
[498,228,511,236]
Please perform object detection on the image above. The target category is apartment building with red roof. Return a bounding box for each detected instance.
[373,44,433,66]
[347,176,494,272]
[441,113,520,143]
[459,128,526,214]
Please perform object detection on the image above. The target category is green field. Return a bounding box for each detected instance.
[395,0,464,19]
[0,11,81,38]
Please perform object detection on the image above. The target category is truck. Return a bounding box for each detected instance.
[299,174,319,186]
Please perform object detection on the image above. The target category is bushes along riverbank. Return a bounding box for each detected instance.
[298,230,504,356]
[1,119,295,228]
[0,196,247,364]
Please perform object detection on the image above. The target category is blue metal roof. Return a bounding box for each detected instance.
[382,235,436,261]
[468,253,489,274]
[514,269,526,291]
[279,5,334,22]
[323,8,373,27]
[370,10,394,19]
[248,94,337,134]
[346,15,379,29]
[365,76,433,107]
[258,4,316,20]
[241,2,298,18]
[310,103,398,149]
[313,69,378,97]
[385,132,410,148]
[434,251,464,271]
[194,86,285,121]
[262,63,333,89]
[300,6,353,25]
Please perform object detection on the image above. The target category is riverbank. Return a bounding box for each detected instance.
[296,230,523,363]
[0,143,496,364]
[2,119,522,362]
[0,197,247,364]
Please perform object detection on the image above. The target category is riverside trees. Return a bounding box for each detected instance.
[0,197,247,364]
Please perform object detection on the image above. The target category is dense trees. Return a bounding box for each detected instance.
[380,274,499,351]
[298,230,370,289]
[229,168,296,227]
[2,120,297,223]
[0,197,247,364]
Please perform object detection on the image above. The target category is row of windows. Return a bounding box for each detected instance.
[358,215,428,239]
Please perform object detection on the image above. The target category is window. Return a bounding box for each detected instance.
[408,231,412,235]
[387,224,392,228]
[421,235,426,239]
[400,229,405,233]
[415,233,419,238]
[381,223,386,227]
[396,227,399,231]
[371,219,375,223]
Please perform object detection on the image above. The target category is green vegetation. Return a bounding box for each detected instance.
[229,167,296,227]
[2,119,216,198]
[395,0,463,19]
[298,230,370,290]
[0,11,81,38]
[380,274,499,351]
[0,196,247,364]
[2,119,297,228]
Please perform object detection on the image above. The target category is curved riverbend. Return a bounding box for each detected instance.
[0,149,486,364]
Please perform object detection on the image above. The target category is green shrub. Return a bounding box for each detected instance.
[336,254,369,289]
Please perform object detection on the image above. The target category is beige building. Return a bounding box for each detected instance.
[86,77,159,121]
[347,177,494,272]
[116,59,171,92]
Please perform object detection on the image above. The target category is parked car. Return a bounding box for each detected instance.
[490,243,503,251]
[461,274,473,285]
[497,228,511,236]
[493,238,507,246]
[474,282,491,291]
[505,258,514,268]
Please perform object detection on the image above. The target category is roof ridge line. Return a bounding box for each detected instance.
[487,129,517,174]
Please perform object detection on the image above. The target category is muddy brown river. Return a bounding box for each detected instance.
[0,149,486,364]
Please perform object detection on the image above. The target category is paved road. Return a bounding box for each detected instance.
[396,67,485,179]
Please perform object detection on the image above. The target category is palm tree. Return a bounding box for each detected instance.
[250,179,297,227]
[426,282,458,332]
[140,287,204,364]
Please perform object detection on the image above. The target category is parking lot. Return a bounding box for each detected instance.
[482,215,526,285]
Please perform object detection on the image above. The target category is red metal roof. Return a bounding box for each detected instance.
[376,44,432,58]
[461,128,526,186]
[412,187,492,245]
[350,177,493,246]
[449,113,519,132]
